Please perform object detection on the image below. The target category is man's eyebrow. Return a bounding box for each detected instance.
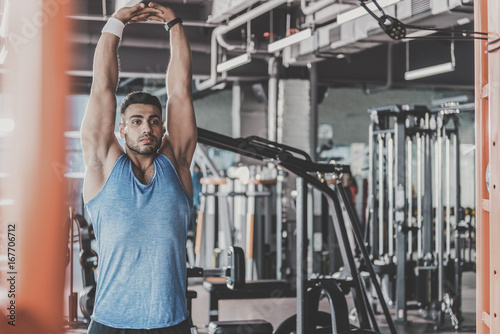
[129,115,144,119]
[149,115,161,119]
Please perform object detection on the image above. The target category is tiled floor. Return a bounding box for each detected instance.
[63,272,476,334]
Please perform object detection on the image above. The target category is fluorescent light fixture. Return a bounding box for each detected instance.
[0,0,11,38]
[63,131,122,138]
[216,53,252,73]
[404,30,435,39]
[337,0,400,25]
[0,45,7,64]
[268,29,312,53]
[64,131,81,139]
[64,172,85,179]
[404,62,454,81]
[0,199,15,206]
[0,118,14,132]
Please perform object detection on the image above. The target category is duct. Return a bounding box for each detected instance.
[70,33,211,53]
[195,0,288,91]
[209,0,261,23]
[115,0,141,12]
[67,14,218,28]
[301,0,337,15]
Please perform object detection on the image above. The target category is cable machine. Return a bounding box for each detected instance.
[366,104,475,329]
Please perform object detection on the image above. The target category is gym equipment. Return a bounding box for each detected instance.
[195,177,228,268]
[197,127,397,334]
[186,247,246,327]
[72,213,97,321]
[366,104,475,329]
[67,209,78,325]
[209,320,273,334]
[195,170,277,281]
[203,280,295,322]
[359,0,488,41]
[202,246,246,290]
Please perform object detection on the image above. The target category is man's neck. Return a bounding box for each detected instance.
[127,151,157,172]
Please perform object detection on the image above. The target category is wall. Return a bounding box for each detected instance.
[317,87,475,146]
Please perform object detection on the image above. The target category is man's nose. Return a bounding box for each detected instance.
[142,123,153,134]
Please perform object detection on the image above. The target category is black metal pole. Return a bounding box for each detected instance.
[335,185,397,334]
[395,114,408,323]
[296,177,308,334]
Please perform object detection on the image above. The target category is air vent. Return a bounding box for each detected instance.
[412,0,431,16]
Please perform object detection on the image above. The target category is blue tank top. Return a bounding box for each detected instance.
[85,153,193,329]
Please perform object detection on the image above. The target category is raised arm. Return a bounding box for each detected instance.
[80,21,121,167]
[81,3,159,201]
[151,2,197,169]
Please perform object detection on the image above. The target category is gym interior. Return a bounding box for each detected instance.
[0,0,498,333]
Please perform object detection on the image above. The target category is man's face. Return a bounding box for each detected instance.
[119,104,164,156]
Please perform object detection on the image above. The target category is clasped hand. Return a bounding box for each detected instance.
[113,2,177,25]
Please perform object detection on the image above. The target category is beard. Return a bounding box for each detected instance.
[125,134,162,155]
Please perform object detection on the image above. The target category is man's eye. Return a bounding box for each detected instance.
[151,120,160,125]
[132,120,140,125]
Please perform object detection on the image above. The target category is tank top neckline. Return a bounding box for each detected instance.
[128,154,158,186]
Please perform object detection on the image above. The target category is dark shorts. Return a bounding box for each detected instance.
[87,318,191,334]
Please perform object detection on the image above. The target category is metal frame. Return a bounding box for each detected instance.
[198,127,397,334]
[366,105,466,328]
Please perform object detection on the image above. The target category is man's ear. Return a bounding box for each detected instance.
[119,122,126,138]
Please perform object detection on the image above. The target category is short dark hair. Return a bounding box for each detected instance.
[120,91,162,120]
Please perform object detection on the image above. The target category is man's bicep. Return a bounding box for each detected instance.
[165,95,197,162]
[81,92,121,164]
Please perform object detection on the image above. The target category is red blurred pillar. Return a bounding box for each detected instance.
[0,0,70,333]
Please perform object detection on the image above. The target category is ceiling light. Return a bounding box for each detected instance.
[404,62,454,81]
[0,0,11,38]
[216,53,252,73]
[0,45,7,64]
[268,29,312,53]
[404,30,435,39]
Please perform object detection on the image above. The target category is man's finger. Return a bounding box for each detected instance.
[148,2,163,9]
[147,15,165,23]
[131,2,145,12]
[133,7,162,18]
[133,12,153,19]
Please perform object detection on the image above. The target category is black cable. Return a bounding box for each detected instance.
[358,0,491,42]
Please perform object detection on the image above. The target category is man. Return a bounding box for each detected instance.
[80,2,197,333]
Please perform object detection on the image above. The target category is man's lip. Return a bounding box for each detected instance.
[141,137,154,143]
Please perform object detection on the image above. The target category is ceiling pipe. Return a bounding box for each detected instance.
[300,0,337,15]
[364,43,393,94]
[195,0,288,91]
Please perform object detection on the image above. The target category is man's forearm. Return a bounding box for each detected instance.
[166,24,192,97]
[91,33,120,94]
